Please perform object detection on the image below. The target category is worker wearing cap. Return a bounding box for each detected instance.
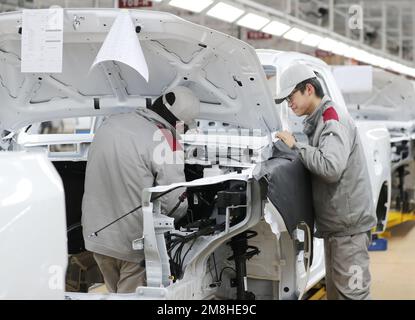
[275,64,377,300]
[82,86,200,293]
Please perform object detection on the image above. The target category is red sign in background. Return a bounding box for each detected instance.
[247,31,272,40]
[118,0,153,8]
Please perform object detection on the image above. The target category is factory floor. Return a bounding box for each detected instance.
[309,220,415,300]
[370,221,415,299]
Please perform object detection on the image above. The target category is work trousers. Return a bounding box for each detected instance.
[324,232,372,300]
[93,252,146,293]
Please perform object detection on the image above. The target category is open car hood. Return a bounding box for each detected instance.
[0,9,280,134]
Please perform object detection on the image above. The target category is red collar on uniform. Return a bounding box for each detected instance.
[156,123,182,152]
[323,106,339,123]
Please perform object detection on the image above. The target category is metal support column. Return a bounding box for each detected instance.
[295,0,299,52]
[382,2,387,53]
[359,1,364,44]
[345,2,350,39]
[399,5,403,59]
[413,4,415,61]
[285,0,291,14]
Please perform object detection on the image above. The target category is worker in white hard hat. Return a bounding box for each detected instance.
[275,64,376,300]
[81,86,200,293]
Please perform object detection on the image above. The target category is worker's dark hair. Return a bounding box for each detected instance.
[148,93,189,132]
[295,77,324,98]
[148,94,179,127]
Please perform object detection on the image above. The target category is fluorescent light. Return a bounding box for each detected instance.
[317,37,338,52]
[361,52,372,63]
[369,54,379,64]
[261,20,291,36]
[378,58,393,69]
[236,13,270,30]
[361,52,375,64]
[377,57,390,68]
[352,48,369,62]
[398,64,407,74]
[370,55,384,67]
[351,49,363,61]
[397,64,409,75]
[206,2,245,23]
[282,27,308,42]
[356,51,370,63]
[406,68,415,77]
[389,61,402,73]
[332,42,350,56]
[408,68,415,77]
[345,46,362,60]
[301,33,323,47]
[343,46,356,58]
[169,0,213,13]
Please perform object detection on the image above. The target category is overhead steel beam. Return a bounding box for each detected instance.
[382,1,386,52]
[231,0,415,70]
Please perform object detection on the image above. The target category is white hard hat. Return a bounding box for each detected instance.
[275,64,316,104]
[162,86,200,126]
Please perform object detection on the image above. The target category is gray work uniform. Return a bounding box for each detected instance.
[293,95,377,299]
[82,109,187,292]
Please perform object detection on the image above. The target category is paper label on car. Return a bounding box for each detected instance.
[21,8,63,73]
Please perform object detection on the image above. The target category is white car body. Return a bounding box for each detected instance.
[0,9,390,300]
[343,68,415,215]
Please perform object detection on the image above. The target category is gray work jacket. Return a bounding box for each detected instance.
[293,96,377,238]
[82,109,187,262]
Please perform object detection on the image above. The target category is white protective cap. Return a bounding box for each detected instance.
[162,86,200,126]
[275,64,316,104]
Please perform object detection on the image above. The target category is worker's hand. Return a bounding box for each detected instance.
[276,131,296,149]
